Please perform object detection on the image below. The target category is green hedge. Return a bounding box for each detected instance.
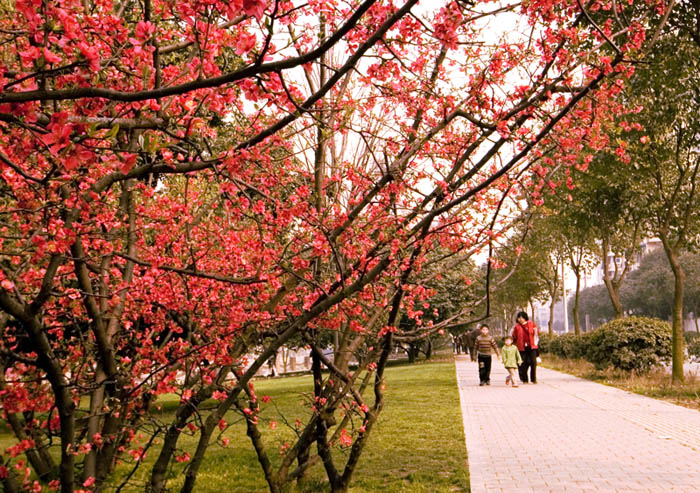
[684,331,700,343]
[684,332,700,360]
[688,337,700,361]
[537,332,555,354]
[541,317,672,373]
[586,317,671,372]
[548,332,591,360]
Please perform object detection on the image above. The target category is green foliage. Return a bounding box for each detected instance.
[684,331,700,344]
[620,249,673,319]
[488,212,564,331]
[687,334,700,361]
[537,332,555,354]
[548,332,591,360]
[406,249,479,332]
[584,316,672,372]
[575,249,700,325]
[576,284,617,327]
[545,317,673,372]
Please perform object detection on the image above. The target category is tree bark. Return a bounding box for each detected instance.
[601,237,624,318]
[0,464,20,493]
[0,294,77,493]
[573,267,581,335]
[604,277,624,318]
[548,296,555,335]
[661,238,685,383]
[406,344,418,363]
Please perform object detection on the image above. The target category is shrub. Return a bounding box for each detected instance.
[684,331,700,344]
[688,337,700,361]
[548,332,591,360]
[547,334,563,357]
[537,332,555,353]
[584,316,671,372]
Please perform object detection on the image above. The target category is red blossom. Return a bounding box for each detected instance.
[242,0,267,19]
[338,429,353,447]
[175,452,191,463]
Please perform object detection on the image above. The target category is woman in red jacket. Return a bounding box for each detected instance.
[512,311,539,384]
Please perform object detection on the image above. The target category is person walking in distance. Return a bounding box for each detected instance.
[465,326,480,362]
[512,311,539,384]
[473,324,501,386]
[501,335,522,387]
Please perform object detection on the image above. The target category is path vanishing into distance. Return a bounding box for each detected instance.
[456,356,700,493]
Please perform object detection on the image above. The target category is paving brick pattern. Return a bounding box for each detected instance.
[456,355,700,492]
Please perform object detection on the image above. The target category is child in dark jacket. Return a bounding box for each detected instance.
[473,324,501,386]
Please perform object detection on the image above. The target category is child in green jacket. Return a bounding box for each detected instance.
[502,336,522,387]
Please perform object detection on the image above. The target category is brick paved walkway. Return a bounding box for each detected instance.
[456,355,700,492]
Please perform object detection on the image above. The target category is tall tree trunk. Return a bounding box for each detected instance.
[406,344,418,363]
[548,295,555,335]
[604,278,624,318]
[601,237,624,318]
[573,267,581,335]
[661,238,685,383]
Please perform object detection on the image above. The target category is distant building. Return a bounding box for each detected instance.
[586,238,663,288]
[537,238,665,333]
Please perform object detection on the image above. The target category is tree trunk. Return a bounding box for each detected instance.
[601,236,624,318]
[548,296,555,335]
[573,268,581,335]
[0,468,20,493]
[661,239,685,383]
[85,367,107,480]
[406,344,418,363]
[604,278,624,318]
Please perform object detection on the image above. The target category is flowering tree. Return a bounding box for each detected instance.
[0,0,673,491]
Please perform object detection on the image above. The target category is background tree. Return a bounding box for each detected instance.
[621,249,674,320]
[620,36,700,382]
[575,284,617,327]
[488,215,551,332]
[397,248,480,362]
[559,152,648,318]
[523,210,568,334]
[576,248,700,332]
[681,253,700,331]
[546,206,599,335]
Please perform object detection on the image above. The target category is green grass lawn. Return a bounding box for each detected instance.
[0,359,469,492]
